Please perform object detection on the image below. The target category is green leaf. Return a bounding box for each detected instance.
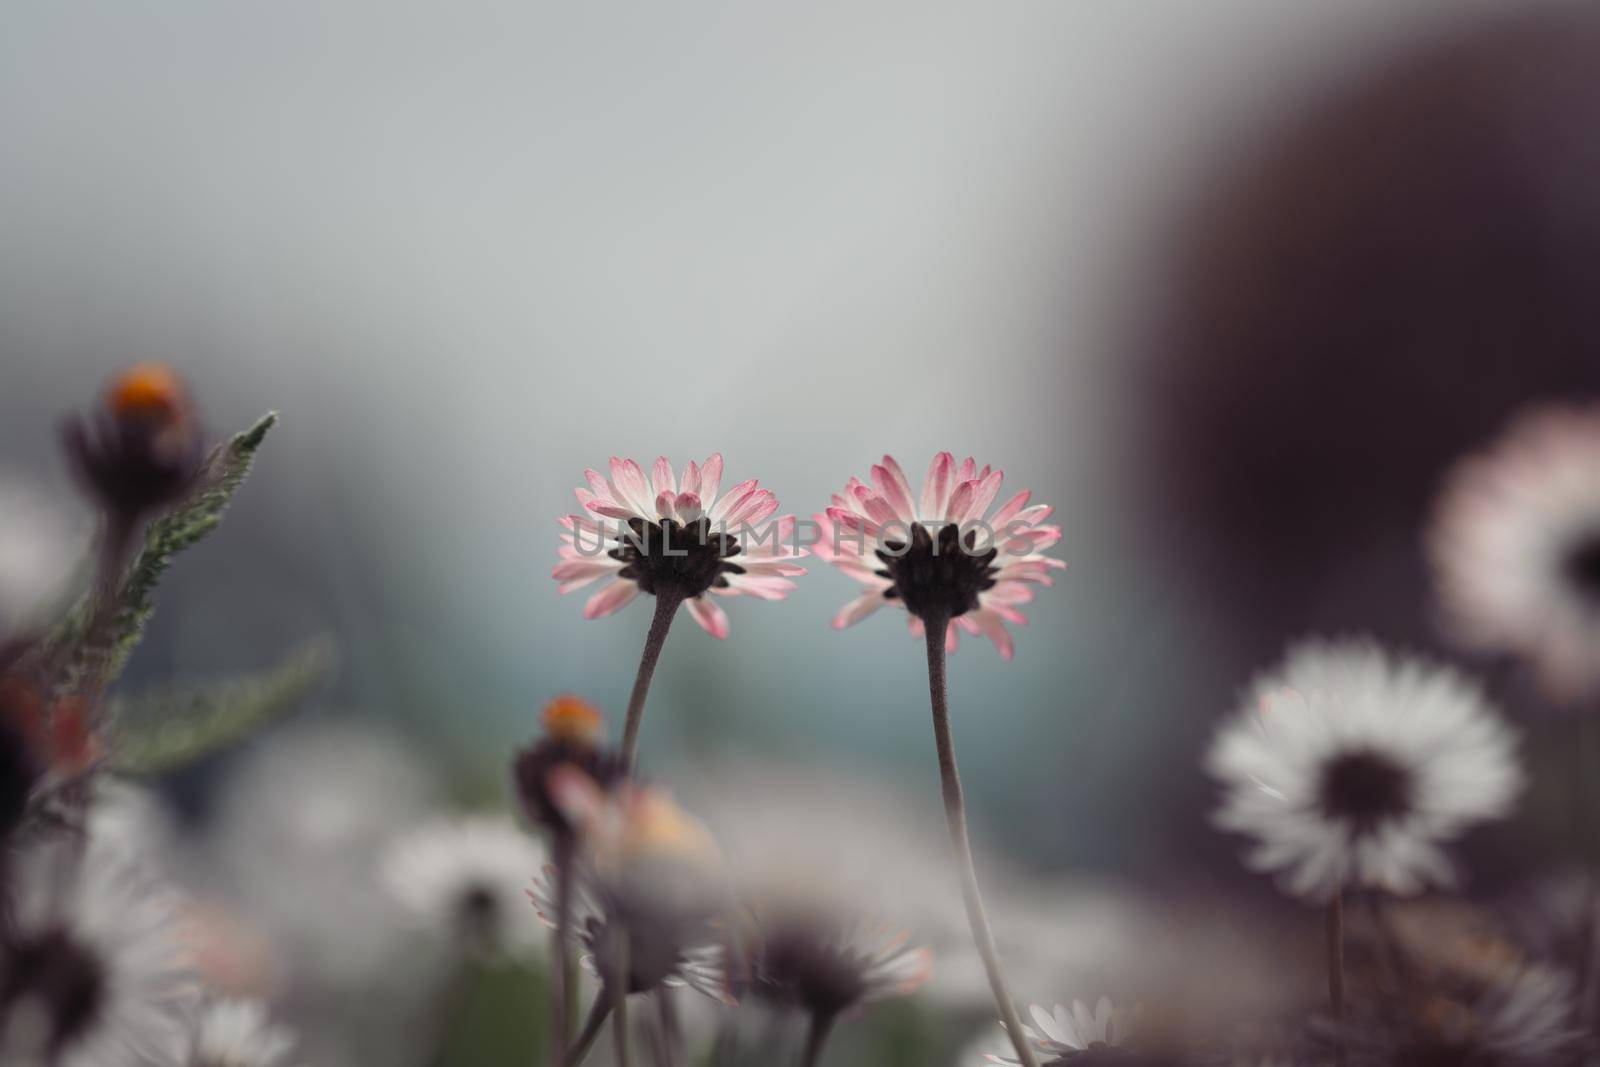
[50,412,278,692]
[108,637,335,776]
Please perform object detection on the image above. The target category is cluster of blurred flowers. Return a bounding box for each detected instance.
[9,367,1600,1067]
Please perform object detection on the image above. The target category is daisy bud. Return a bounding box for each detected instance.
[511,695,624,839]
[61,363,205,527]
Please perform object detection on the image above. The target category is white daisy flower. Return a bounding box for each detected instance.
[1207,638,1521,901]
[0,840,195,1066]
[1428,403,1600,703]
[187,999,299,1067]
[380,814,549,958]
[983,997,1134,1065]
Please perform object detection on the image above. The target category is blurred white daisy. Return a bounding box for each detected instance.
[187,999,299,1067]
[1207,638,1521,901]
[381,814,548,958]
[1338,964,1579,1066]
[0,840,194,1066]
[1429,403,1600,704]
[984,998,1134,1065]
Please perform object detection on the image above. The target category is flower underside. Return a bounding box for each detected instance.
[875,522,999,621]
[608,516,744,600]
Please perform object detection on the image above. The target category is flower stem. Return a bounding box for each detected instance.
[800,1011,837,1067]
[1326,891,1346,1067]
[551,836,576,1065]
[565,995,611,1067]
[922,613,1039,1067]
[610,928,632,1067]
[621,593,682,768]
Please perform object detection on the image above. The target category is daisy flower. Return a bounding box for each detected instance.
[813,452,1062,660]
[553,453,806,767]
[381,814,549,958]
[186,999,299,1067]
[1428,403,1600,704]
[0,841,194,1066]
[553,453,806,639]
[691,894,931,1067]
[1207,637,1522,901]
[813,452,1061,1066]
[984,998,1135,1065]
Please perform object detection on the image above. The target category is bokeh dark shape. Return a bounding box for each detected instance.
[1131,9,1600,883]
[1141,9,1600,656]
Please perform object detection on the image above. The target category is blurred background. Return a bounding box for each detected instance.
[6,1,1600,1062]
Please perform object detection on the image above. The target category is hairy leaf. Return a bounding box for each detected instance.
[50,412,278,692]
[109,638,334,776]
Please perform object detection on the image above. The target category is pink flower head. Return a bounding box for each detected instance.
[553,454,807,639]
[813,453,1063,660]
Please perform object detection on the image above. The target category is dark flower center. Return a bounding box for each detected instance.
[1318,748,1415,833]
[874,522,1000,621]
[752,926,869,1018]
[456,883,501,949]
[0,928,107,1052]
[1562,533,1600,603]
[609,517,743,600]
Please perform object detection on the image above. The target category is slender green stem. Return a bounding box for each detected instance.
[800,1011,837,1067]
[1326,891,1346,1067]
[621,594,682,768]
[611,928,632,1067]
[922,612,1039,1067]
[551,836,576,1065]
[565,995,611,1067]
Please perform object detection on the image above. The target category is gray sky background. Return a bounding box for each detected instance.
[0,0,1519,874]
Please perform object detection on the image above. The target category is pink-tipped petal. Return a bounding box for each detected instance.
[686,596,730,639]
[944,480,977,524]
[710,479,758,522]
[584,468,618,505]
[655,490,677,517]
[833,592,887,628]
[1010,504,1054,529]
[967,469,1004,521]
[651,456,676,497]
[700,453,724,507]
[586,501,639,520]
[583,579,640,619]
[955,457,976,483]
[920,452,954,519]
[871,464,917,522]
[610,457,653,515]
[680,460,701,498]
[968,610,1014,660]
[989,489,1032,527]
[674,491,704,521]
[730,574,797,600]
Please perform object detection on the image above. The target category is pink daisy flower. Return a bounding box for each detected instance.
[552,454,807,640]
[812,453,1063,660]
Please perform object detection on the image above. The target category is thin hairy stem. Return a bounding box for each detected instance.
[566,995,611,1067]
[621,594,681,767]
[611,928,632,1067]
[922,612,1039,1067]
[800,1010,837,1067]
[551,836,576,1065]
